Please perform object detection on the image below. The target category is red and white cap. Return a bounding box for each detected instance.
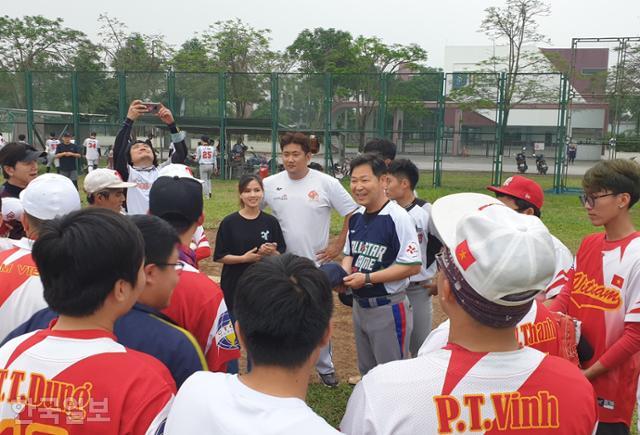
[486,175,544,209]
[84,169,136,194]
[158,164,204,184]
[20,174,81,220]
[1,197,23,222]
[431,193,555,322]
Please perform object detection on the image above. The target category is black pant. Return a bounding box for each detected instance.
[597,422,629,435]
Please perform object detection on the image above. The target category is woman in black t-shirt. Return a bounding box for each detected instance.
[214,174,286,316]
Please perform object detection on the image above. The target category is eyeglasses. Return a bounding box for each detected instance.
[155,261,185,273]
[579,192,617,208]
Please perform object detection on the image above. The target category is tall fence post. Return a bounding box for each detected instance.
[218,72,227,179]
[71,71,80,137]
[433,72,445,188]
[270,73,279,173]
[554,74,569,193]
[25,71,34,144]
[491,72,506,186]
[167,69,176,113]
[118,71,127,123]
[378,73,388,139]
[323,73,332,172]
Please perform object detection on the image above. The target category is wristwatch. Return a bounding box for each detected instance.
[365,272,373,286]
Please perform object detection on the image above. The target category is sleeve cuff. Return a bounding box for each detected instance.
[168,123,179,134]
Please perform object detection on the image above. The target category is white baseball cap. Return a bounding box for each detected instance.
[158,164,204,184]
[84,169,136,194]
[20,174,81,220]
[1,197,23,222]
[431,193,556,324]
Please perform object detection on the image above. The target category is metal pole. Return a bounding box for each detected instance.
[71,71,80,137]
[218,72,227,179]
[378,73,388,139]
[270,72,279,173]
[554,74,569,193]
[324,73,332,172]
[25,71,34,145]
[167,69,176,113]
[491,72,506,186]
[118,71,127,123]
[432,72,445,188]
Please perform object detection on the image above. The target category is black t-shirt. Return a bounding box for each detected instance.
[56,143,81,171]
[213,211,286,311]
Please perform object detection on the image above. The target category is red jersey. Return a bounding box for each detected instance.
[562,232,640,425]
[0,240,47,342]
[162,263,240,372]
[341,344,597,434]
[516,300,562,356]
[0,328,176,434]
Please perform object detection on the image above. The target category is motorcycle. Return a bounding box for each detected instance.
[515,147,528,174]
[535,153,548,175]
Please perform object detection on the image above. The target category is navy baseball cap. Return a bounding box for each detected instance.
[319,262,348,288]
[149,176,203,225]
[0,143,46,167]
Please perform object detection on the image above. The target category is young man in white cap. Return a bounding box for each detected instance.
[84,168,136,213]
[341,193,597,435]
[0,174,81,342]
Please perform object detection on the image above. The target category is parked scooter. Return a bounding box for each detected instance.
[535,153,548,175]
[515,147,528,174]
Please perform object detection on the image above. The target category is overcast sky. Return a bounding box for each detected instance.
[6,0,640,68]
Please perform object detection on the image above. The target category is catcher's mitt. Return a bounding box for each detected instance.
[548,311,580,366]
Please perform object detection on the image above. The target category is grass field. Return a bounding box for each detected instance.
[192,170,640,429]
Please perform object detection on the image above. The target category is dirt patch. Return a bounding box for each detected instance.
[199,230,447,382]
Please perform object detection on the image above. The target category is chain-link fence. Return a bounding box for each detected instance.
[1,70,616,190]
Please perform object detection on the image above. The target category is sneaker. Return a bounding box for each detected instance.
[319,372,339,388]
[347,375,362,386]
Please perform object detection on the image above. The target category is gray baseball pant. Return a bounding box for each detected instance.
[406,281,433,357]
[315,342,335,375]
[199,164,214,197]
[352,292,413,376]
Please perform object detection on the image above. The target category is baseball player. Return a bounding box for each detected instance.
[151,165,241,372]
[82,131,101,172]
[165,254,339,434]
[385,159,434,357]
[340,154,421,376]
[196,135,216,199]
[4,214,208,388]
[262,131,357,387]
[0,174,81,342]
[112,100,187,215]
[0,208,175,433]
[341,193,597,434]
[550,159,640,433]
[84,168,136,213]
[44,131,59,172]
[487,175,573,300]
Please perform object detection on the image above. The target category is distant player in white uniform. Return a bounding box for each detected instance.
[341,193,598,435]
[196,135,216,198]
[83,131,100,172]
[44,131,59,172]
[262,131,357,387]
[112,100,187,215]
[166,254,339,434]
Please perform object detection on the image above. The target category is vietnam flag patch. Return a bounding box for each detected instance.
[612,274,625,289]
[455,240,476,271]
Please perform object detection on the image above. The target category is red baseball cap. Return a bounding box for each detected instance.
[486,176,544,210]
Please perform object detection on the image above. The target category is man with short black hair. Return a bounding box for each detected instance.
[151,164,241,373]
[55,131,82,187]
[363,138,397,166]
[341,193,598,434]
[166,254,340,434]
[262,131,358,387]
[0,208,176,433]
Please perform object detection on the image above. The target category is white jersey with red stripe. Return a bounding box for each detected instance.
[545,235,574,299]
[45,139,59,154]
[0,239,46,343]
[126,166,159,215]
[341,344,597,434]
[420,301,567,358]
[0,327,176,434]
[189,225,211,263]
[565,232,640,425]
[83,138,100,160]
[196,145,216,165]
